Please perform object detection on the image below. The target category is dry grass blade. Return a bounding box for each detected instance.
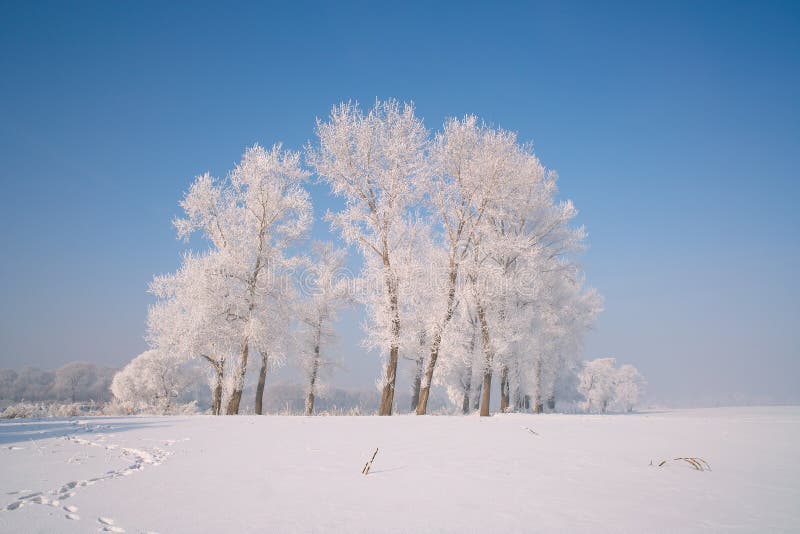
[654,457,711,471]
[362,448,379,475]
[658,457,711,471]
[674,457,711,471]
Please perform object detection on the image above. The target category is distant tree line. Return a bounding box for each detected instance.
[0,362,116,404]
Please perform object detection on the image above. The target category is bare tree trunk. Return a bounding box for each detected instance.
[461,366,473,414]
[415,345,436,415]
[379,268,401,416]
[379,345,399,416]
[254,351,269,415]
[533,357,544,414]
[409,330,426,412]
[476,299,494,417]
[211,375,223,415]
[410,356,423,412]
[499,365,510,413]
[461,325,476,414]
[305,344,320,416]
[212,362,224,416]
[160,370,173,415]
[202,355,224,415]
[514,391,525,411]
[479,371,492,417]
[547,395,555,411]
[513,362,525,411]
[226,337,249,415]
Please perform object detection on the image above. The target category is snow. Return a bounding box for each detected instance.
[1,407,798,533]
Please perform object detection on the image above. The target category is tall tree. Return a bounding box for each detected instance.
[308,100,427,415]
[174,144,311,414]
[416,116,523,415]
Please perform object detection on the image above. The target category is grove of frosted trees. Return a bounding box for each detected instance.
[112,99,645,416]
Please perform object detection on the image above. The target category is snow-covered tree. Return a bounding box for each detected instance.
[577,358,617,413]
[0,369,18,400]
[308,99,428,415]
[458,128,584,417]
[522,272,602,413]
[614,364,646,412]
[383,219,440,412]
[174,144,311,414]
[297,242,350,415]
[416,116,527,414]
[148,252,237,415]
[0,364,115,404]
[111,350,191,414]
[52,362,97,403]
[8,367,55,402]
[432,297,482,414]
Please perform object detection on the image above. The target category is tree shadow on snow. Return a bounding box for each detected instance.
[0,417,174,445]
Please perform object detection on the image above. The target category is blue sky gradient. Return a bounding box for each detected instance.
[1,1,798,404]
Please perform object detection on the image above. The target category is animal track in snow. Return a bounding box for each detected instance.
[65,512,80,520]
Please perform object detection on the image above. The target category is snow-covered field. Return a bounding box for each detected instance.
[1,407,798,533]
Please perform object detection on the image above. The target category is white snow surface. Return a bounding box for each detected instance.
[1,407,798,533]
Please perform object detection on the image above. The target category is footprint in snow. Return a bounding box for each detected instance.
[65,512,80,520]
[5,501,23,511]
[98,517,126,531]
[64,505,79,513]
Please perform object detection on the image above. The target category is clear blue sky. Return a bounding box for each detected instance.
[1,1,798,404]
